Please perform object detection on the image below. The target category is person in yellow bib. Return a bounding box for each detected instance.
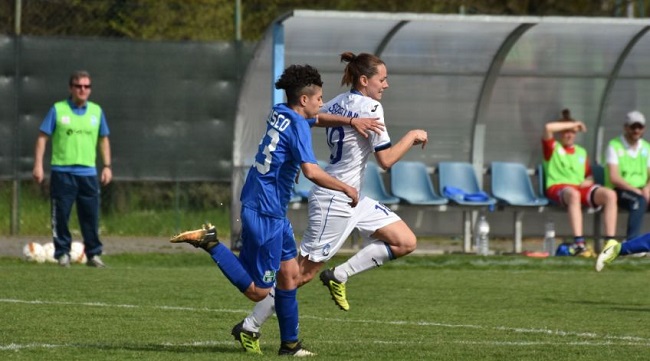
[603,111,650,241]
[542,108,618,255]
[32,70,112,268]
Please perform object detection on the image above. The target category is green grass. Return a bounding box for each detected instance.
[2,253,650,360]
[0,181,232,237]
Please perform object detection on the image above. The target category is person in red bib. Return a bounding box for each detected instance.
[542,108,618,255]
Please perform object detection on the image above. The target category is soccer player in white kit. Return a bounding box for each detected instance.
[232,52,428,352]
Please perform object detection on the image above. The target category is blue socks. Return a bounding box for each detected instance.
[209,243,252,293]
[275,288,299,343]
[573,236,585,247]
[621,233,650,255]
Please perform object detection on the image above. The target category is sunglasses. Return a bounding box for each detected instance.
[629,123,645,130]
[71,84,91,90]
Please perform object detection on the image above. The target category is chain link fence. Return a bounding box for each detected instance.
[2,0,647,239]
[0,0,255,238]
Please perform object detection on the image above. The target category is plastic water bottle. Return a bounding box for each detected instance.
[543,219,556,256]
[475,215,490,256]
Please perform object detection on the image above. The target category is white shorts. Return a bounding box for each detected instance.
[299,187,401,262]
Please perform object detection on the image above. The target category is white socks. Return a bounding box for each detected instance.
[333,240,392,283]
[242,288,275,333]
[241,242,393,333]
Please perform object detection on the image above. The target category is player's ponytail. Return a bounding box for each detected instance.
[340,52,384,89]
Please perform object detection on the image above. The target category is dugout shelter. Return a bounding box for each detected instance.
[231,11,650,246]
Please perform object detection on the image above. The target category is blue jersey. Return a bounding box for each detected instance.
[241,103,318,217]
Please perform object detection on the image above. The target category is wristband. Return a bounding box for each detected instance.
[349,117,354,126]
[104,164,111,169]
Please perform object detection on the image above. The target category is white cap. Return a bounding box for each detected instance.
[625,110,646,126]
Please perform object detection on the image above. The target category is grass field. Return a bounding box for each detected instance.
[0,180,232,237]
[2,253,650,360]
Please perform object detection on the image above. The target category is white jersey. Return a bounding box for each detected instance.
[300,90,401,262]
[319,89,392,194]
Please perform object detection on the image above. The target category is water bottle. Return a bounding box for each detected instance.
[474,215,490,256]
[543,219,556,256]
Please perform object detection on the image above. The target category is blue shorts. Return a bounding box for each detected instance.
[239,207,298,288]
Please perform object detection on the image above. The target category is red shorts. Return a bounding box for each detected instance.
[546,184,600,208]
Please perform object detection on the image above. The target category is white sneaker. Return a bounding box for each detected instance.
[595,240,621,272]
[58,254,70,268]
[87,256,106,268]
[278,341,316,357]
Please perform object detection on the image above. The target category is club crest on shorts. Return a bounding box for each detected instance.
[263,270,276,283]
[322,244,331,257]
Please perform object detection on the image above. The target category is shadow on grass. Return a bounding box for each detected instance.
[557,299,650,312]
[80,342,243,355]
[609,307,650,313]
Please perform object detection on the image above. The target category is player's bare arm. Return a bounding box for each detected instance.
[32,133,48,184]
[374,129,428,170]
[543,120,587,139]
[314,113,383,138]
[301,162,359,207]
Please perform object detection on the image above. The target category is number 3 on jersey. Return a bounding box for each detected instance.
[255,128,280,174]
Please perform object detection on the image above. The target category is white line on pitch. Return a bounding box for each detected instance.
[1,298,649,344]
[4,339,650,351]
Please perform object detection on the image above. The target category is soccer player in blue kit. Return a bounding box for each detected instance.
[170,64,360,356]
[230,52,428,354]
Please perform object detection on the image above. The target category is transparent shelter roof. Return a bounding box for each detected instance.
[234,11,650,169]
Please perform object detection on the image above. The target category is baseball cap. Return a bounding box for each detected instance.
[625,110,646,126]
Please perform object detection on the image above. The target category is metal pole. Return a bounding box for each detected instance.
[234,0,241,42]
[175,181,180,233]
[627,0,635,17]
[14,0,22,35]
[11,0,23,235]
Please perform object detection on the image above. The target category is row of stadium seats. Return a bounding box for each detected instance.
[291,160,548,209]
[289,160,561,253]
[290,160,616,253]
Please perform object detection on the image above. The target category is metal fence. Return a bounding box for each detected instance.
[1,36,253,181]
[0,0,254,235]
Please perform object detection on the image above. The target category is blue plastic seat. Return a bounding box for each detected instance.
[492,161,548,254]
[591,162,605,185]
[536,163,546,200]
[390,161,448,205]
[362,162,400,204]
[490,162,548,206]
[438,162,497,206]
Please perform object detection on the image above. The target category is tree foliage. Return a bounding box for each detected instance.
[107,0,234,41]
[3,0,648,40]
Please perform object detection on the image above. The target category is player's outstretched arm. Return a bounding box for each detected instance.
[314,113,383,138]
[374,129,428,170]
[301,162,358,207]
